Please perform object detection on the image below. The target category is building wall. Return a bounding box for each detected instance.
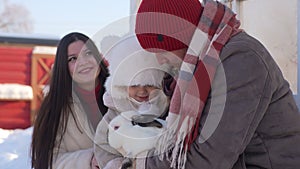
[0,45,55,129]
[238,0,298,94]
[0,46,32,84]
[0,46,33,129]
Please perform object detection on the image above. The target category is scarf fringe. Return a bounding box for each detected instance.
[156,114,179,160]
[156,115,195,169]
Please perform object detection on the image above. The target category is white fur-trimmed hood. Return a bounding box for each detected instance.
[104,35,166,89]
[102,35,169,116]
[104,35,167,99]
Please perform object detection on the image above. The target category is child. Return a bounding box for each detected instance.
[94,35,169,169]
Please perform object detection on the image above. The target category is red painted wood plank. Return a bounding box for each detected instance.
[0,101,29,108]
[0,118,30,129]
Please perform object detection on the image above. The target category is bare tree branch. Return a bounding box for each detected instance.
[0,0,34,33]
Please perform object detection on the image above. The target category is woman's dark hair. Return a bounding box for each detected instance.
[31,32,109,169]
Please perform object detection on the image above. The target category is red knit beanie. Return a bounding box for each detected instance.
[135,0,203,52]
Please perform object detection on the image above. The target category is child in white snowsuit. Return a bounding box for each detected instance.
[94,35,170,169]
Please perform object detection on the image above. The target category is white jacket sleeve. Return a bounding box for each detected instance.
[52,99,96,169]
[53,148,94,169]
[94,109,124,168]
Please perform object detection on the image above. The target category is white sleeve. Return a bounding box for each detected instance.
[53,148,94,169]
[94,109,123,168]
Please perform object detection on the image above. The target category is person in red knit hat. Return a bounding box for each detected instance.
[134,0,300,169]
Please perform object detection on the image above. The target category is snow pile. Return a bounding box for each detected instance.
[0,84,33,100]
[0,127,32,169]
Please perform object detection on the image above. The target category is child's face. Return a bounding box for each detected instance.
[128,85,160,102]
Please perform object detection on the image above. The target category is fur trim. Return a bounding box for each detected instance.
[104,35,167,92]
[103,89,169,118]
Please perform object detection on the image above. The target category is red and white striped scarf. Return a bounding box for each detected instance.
[156,1,242,168]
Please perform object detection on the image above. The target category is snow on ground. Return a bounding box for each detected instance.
[0,127,32,169]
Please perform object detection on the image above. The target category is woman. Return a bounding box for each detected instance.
[31,32,109,169]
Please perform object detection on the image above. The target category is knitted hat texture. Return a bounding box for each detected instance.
[135,0,203,52]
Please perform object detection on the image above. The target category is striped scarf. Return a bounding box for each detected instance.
[156,1,242,169]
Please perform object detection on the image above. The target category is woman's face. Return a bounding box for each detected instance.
[67,40,100,90]
[128,85,159,102]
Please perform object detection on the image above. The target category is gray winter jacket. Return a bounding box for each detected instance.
[146,31,300,169]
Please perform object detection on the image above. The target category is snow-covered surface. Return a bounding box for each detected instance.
[0,127,32,169]
[0,84,33,100]
[33,46,57,55]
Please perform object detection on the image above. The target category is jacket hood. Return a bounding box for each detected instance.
[104,35,167,90]
[102,35,169,116]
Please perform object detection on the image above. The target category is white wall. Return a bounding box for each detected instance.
[238,0,298,94]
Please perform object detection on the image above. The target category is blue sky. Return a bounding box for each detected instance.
[4,0,131,38]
